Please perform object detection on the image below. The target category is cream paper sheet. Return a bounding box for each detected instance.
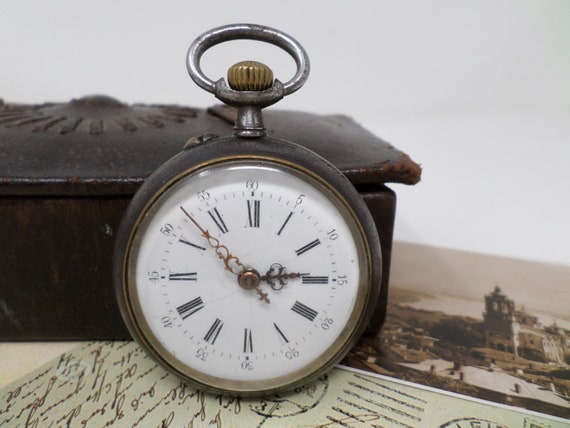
[1,341,566,428]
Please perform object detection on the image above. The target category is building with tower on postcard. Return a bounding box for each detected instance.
[483,286,569,364]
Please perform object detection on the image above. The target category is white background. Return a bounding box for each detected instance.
[1,0,568,265]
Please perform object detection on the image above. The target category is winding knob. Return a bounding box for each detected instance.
[227,61,274,91]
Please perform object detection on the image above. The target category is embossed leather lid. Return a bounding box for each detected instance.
[0,96,421,196]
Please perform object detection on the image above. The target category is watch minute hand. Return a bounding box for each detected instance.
[180,206,269,304]
[180,206,245,276]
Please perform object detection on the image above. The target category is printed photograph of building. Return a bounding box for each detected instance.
[483,286,569,364]
[343,243,570,419]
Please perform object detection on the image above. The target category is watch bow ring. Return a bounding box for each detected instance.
[186,23,310,138]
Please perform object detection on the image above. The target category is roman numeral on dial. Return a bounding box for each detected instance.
[169,272,197,281]
[246,200,260,228]
[291,301,318,321]
[178,238,206,251]
[243,328,253,353]
[176,297,204,320]
[203,318,224,345]
[273,322,289,344]
[295,239,321,256]
[302,276,329,284]
[277,212,293,236]
[208,208,228,234]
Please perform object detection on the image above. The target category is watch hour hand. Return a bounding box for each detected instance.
[260,263,309,291]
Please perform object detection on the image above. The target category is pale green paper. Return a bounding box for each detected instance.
[0,341,566,427]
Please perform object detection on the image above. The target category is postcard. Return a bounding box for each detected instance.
[344,242,570,420]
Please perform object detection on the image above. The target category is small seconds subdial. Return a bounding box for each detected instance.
[130,160,366,384]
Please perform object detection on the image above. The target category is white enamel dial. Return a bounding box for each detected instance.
[124,158,372,393]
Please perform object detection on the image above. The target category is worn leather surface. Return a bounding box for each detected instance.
[0,96,420,196]
[209,105,421,187]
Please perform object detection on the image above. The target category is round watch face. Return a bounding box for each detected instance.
[118,149,378,395]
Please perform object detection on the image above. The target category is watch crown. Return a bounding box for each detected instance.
[227,61,274,91]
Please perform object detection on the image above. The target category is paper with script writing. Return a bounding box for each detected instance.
[0,341,566,427]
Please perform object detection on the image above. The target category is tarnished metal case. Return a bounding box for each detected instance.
[0,96,420,340]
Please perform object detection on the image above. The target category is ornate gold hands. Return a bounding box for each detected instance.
[261,263,308,291]
[182,207,245,275]
[180,207,270,303]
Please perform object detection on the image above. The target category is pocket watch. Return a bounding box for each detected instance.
[114,23,382,396]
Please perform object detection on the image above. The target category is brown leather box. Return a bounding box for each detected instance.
[0,96,420,340]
